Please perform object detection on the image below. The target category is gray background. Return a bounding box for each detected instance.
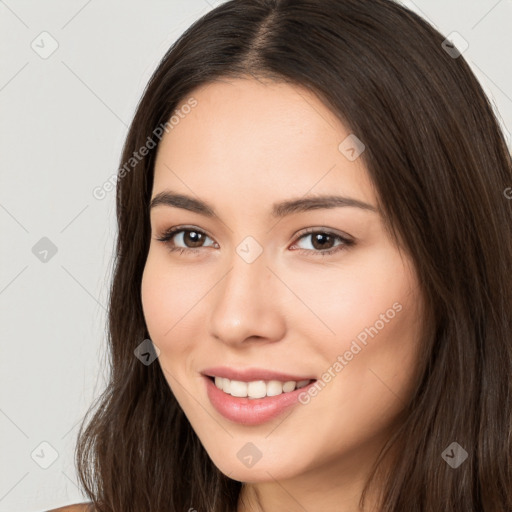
[0,1,511,511]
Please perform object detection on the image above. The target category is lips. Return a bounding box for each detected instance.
[203,374,318,425]
[201,366,316,382]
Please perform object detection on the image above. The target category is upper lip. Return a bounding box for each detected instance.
[201,366,316,383]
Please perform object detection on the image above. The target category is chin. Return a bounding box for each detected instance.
[207,449,306,483]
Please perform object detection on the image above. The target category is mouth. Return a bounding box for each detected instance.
[205,375,316,399]
[202,374,318,425]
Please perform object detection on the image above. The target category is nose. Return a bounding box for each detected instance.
[208,250,287,347]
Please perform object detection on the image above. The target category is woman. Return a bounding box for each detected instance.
[55,0,512,510]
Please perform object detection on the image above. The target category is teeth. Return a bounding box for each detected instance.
[222,377,231,394]
[213,377,311,398]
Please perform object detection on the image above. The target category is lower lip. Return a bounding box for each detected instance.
[203,375,316,426]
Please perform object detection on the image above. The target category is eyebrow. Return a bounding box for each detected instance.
[149,191,378,217]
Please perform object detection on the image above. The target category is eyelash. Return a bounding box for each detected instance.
[155,226,355,257]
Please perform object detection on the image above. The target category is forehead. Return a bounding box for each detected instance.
[152,77,377,211]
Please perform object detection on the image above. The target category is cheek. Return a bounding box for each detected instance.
[288,246,417,344]
[324,260,422,422]
[295,246,423,407]
[141,259,169,340]
[141,253,191,344]
[140,256,202,400]
[141,251,216,355]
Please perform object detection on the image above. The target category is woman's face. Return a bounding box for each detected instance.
[141,77,424,489]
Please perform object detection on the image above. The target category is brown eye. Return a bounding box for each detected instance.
[181,230,207,248]
[309,232,336,250]
[156,227,217,253]
[291,229,355,257]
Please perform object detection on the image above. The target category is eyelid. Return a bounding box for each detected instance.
[290,227,355,256]
[155,225,217,246]
[293,226,354,242]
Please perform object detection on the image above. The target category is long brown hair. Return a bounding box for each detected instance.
[75,0,512,510]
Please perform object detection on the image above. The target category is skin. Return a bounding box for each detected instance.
[141,77,425,511]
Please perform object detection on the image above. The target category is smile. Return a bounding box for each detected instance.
[203,374,318,426]
[211,376,313,398]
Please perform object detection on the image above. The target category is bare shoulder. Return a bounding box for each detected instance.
[46,504,94,512]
